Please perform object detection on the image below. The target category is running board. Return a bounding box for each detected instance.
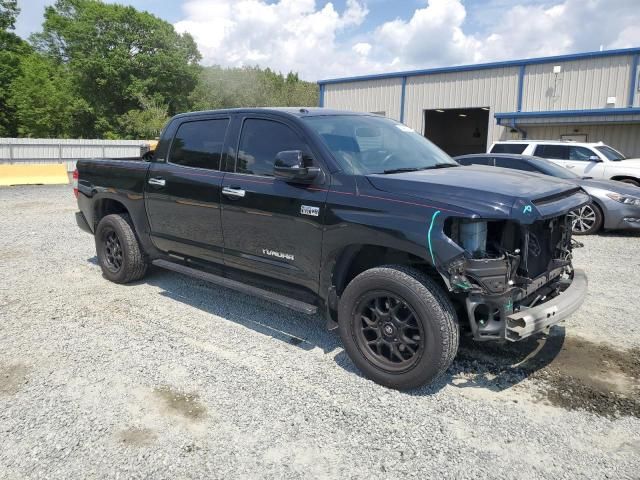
[152,259,318,315]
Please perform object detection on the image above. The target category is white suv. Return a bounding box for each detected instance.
[488,140,640,187]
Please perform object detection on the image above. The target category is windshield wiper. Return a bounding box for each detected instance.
[382,164,458,174]
[426,163,459,169]
[382,167,425,174]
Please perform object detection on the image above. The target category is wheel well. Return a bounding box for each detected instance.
[333,245,441,297]
[94,198,129,229]
[590,199,604,216]
[610,175,640,184]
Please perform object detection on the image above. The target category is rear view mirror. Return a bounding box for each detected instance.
[355,127,381,138]
[588,155,601,162]
[274,150,321,184]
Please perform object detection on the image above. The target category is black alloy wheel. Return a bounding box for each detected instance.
[354,292,425,372]
[102,229,124,273]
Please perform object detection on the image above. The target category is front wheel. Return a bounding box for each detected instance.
[95,213,147,284]
[338,266,459,390]
[569,203,603,235]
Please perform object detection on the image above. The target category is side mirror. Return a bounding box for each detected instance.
[274,150,320,184]
[588,155,601,162]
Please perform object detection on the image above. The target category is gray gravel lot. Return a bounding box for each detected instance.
[1,184,639,479]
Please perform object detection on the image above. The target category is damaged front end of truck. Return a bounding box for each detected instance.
[435,187,590,342]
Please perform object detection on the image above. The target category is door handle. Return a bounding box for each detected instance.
[148,177,166,187]
[222,186,246,198]
[566,165,575,169]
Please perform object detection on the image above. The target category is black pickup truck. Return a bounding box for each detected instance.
[75,108,589,389]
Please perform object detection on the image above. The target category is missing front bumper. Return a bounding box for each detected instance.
[505,269,588,341]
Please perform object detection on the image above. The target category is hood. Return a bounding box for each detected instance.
[366,165,588,221]
[577,178,640,196]
[610,158,640,169]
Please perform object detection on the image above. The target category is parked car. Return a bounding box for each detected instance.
[455,153,640,235]
[489,140,640,187]
[74,108,589,390]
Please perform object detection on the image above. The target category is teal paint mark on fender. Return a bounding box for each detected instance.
[427,210,441,265]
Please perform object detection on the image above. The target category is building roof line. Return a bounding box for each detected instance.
[318,47,640,85]
[495,108,640,119]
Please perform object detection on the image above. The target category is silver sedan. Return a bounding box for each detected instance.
[455,153,640,235]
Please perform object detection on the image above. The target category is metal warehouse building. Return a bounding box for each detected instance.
[318,48,640,158]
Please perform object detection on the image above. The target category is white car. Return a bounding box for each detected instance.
[489,140,640,187]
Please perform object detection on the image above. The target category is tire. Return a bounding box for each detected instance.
[619,178,640,187]
[95,213,147,284]
[338,265,459,390]
[569,203,603,235]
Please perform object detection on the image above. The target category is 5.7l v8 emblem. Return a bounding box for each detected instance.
[300,205,320,217]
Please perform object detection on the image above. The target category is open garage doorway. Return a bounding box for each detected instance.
[424,108,490,156]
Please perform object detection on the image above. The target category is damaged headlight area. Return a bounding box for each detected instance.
[442,215,577,340]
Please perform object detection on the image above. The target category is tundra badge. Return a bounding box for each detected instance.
[262,249,295,261]
[301,205,320,217]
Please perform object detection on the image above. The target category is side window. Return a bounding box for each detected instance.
[490,143,527,154]
[169,119,229,170]
[495,157,539,172]
[237,119,307,176]
[534,144,569,160]
[457,156,492,166]
[569,146,596,161]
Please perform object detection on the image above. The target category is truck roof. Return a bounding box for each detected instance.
[172,107,368,120]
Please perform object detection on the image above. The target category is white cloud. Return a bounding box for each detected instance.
[174,0,371,80]
[373,0,482,66]
[478,0,640,61]
[174,0,640,81]
[352,42,372,56]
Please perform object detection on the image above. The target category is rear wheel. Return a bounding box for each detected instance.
[569,203,603,235]
[95,213,147,284]
[338,265,458,390]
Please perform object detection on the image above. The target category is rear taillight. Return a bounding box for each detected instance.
[72,169,79,198]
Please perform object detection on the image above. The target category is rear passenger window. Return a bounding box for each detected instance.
[490,143,527,154]
[534,145,570,160]
[495,157,539,172]
[237,119,306,176]
[169,119,229,170]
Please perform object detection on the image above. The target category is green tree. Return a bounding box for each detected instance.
[118,95,169,139]
[0,0,31,136]
[0,0,18,30]
[9,53,89,138]
[189,65,318,111]
[33,0,201,137]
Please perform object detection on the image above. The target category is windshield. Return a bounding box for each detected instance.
[596,145,626,161]
[531,157,580,179]
[303,115,457,174]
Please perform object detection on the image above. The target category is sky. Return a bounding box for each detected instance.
[14,0,640,81]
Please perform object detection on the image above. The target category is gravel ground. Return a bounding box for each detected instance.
[1,184,639,479]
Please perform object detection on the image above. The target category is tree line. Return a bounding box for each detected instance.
[0,0,319,140]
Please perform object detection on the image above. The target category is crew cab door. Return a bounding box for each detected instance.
[534,144,605,178]
[144,115,230,265]
[220,114,328,294]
